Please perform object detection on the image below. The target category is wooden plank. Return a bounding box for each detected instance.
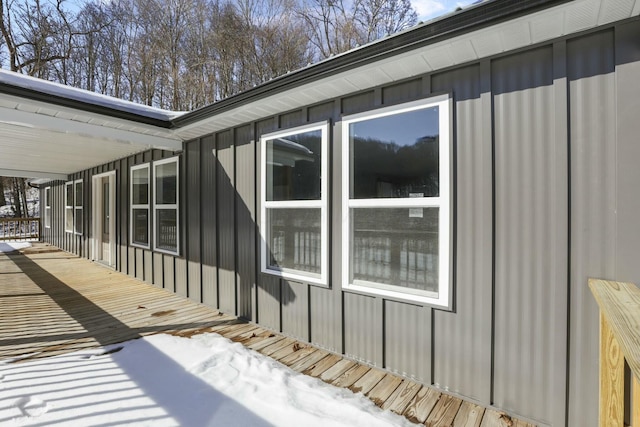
[303,354,343,377]
[426,393,463,427]
[349,368,386,395]
[634,375,640,427]
[269,341,305,361]
[367,374,403,406]
[453,401,485,427]
[479,410,518,427]
[589,279,640,380]
[319,359,357,383]
[331,364,370,388]
[402,386,441,425]
[599,313,625,427]
[278,345,318,366]
[288,349,330,373]
[260,337,297,357]
[383,380,422,414]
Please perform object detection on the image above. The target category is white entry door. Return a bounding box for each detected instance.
[92,171,116,267]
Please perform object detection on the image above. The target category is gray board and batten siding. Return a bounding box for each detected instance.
[39,20,640,427]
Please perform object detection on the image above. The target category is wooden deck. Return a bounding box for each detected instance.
[0,244,533,427]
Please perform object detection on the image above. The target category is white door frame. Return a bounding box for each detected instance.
[91,171,117,268]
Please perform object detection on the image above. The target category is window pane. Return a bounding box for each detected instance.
[74,208,83,234]
[156,209,177,251]
[350,208,439,293]
[266,208,321,274]
[132,167,149,205]
[132,208,149,245]
[156,162,177,205]
[350,107,439,199]
[266,129,321,201]
[75,182,83,207]
[66,184,73,206]
[65,207,73,231]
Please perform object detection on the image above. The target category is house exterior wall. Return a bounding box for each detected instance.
[39,19,640,427]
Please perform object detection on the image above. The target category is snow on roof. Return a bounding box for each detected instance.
[0,69,185,122]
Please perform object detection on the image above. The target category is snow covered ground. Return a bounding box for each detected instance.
[0,333,417,426]
[0,242,31,253]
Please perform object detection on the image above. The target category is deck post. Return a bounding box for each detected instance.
[590,278,640,427]
[600,313,625,427]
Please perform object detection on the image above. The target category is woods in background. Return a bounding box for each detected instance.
[0,0,418,111]
[0,177,34,218]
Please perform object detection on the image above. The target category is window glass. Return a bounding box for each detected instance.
[132,208,149,245]
[266,208,321,274]
[350,208,438,293]
[156,162,177,205]
[74,209,83,234]
[350,106,439,199]
[156,209,177,251]
[343,97,450,308]
[132,167,149,205]
[260,123,328,285]
[74,182,83,206]
[266,129,322,201]
[66,183,73,206]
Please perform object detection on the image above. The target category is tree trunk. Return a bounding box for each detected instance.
[0,178,6,207]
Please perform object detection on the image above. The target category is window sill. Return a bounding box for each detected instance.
[261,267,328,288]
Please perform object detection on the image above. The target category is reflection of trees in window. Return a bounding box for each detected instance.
[267,132,322,201]
[352,135,439,199]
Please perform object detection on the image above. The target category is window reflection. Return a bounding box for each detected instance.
[350,106,439,199]
[266,130,321,201]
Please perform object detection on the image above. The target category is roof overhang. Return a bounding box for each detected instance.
[0,79,182,180]
[173,0,639,140]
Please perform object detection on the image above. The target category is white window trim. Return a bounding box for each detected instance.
[341,95,452,309]
[74,179,83,235]
[44,187,51,229]
[259,121,329,286]
[64,181,73,233]
[153,156,179,256]
[130,163,151,249]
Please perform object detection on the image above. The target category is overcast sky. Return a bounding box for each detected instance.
[412,0,479,21]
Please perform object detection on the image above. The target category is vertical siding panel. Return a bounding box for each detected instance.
[217,130,236,314]
[164,255,175,292]
[258,274,281,331]
[201,135,218,308]
[567,29,616,427]
[344,293,382,367]
[615,23,640,284]
[281,280,309,341]
[308,102,334,123]
[135,248,144,281]
[309,287,341,352]
[279,110,303,129]
[128,247,135,277]
[235,125,255,320]
[144,250,153,284]
[175,258,187,297]
[119,158,129,274]
[431,64,492,403]
[153,252,163,288]
[381,78,422,105]
[341,91,375,115]
[384,301,431,383]
[187,140,202,303]
[492,46,568,427]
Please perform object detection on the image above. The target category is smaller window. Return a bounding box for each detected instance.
[260,122,329,285]
[44,187,51,229]
[64,182,73,233]
[131,164,150,248]
[153,157,179,255]
[74,180,83,235]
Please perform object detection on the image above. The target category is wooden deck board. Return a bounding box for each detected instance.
[0,245,536,426]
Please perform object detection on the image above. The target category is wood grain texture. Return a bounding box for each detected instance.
[0,244,536,427]
[589,279,640,380]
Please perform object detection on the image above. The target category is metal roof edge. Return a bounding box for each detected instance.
[0,81,175,129]
[172,0,571,129]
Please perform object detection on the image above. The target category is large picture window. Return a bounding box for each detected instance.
[342,96,451,308]
[131,164,150,248]
[260,122,328,285]
[74,180,83,235]
[65,181,73,233]
[153,157,179,255]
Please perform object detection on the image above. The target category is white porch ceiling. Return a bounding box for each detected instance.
[0,92,182,180]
